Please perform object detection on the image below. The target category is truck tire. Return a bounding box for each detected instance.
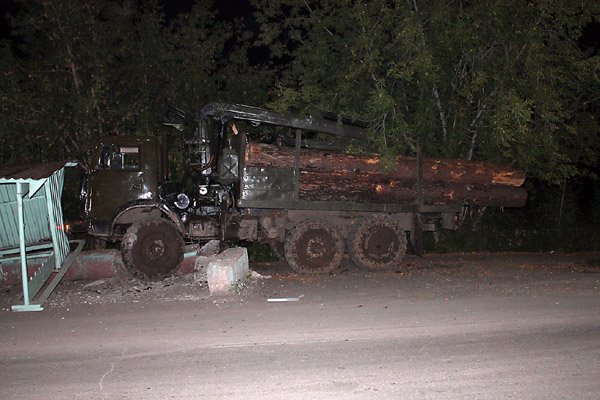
[284,220,345,274]
[121,218,184,279]
[348,216,407,271]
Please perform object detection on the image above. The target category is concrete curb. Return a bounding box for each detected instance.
[0,249,199,288]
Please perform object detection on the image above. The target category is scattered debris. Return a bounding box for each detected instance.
[250,271,272,280]
[41,273,209,307]
[231,281,247,295]
[267,294,304,302]
[83,279,107,289]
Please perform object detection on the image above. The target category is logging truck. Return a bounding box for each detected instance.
[83,103,527,278]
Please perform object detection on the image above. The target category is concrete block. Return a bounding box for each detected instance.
[192,255,213,283]
[206,247,249,295]
[0,250,122,288]
[198,240,220,256]
[65,250,123,281]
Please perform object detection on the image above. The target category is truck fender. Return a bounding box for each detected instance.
[109,199,185,239]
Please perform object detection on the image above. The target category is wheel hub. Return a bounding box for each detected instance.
[146,239,166,260]
[364,227,397,259]
[306,236,327,258]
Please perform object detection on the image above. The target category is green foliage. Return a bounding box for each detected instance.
[2,0,597,183]
[1,1,598,253]
[244,242,279,262]
[1,1,169,165]
[253,0,600,183]
[0,0,273,167]
[426,179,600,253]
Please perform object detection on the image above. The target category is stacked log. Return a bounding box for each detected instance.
[244,142,527,207]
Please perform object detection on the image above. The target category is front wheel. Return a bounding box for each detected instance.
[121,218,184,279]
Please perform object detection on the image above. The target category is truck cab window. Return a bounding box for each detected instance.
[98,145,140,171]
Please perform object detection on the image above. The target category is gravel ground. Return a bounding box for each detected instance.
[2,251,599,311]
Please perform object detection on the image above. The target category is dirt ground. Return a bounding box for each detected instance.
[2,251,599,311]
[2,251,600,400]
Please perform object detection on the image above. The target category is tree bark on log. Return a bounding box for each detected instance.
[246,142,525,187]
[298,172,527,207]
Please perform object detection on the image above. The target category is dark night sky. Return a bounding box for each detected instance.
[0,0,17,39]
[0,0,600,50]
[0,2,597,54]
[581,18,600,54]
[0,0,257,38]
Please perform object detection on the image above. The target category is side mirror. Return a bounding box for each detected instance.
[99,145,111,169]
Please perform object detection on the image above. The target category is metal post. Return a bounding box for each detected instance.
[45,181,61,268]
[16,182,30,305]
[294,130,302,200]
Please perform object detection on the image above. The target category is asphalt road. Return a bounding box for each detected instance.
[1,253,600,399]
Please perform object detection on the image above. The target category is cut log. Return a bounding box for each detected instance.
[298,172,527,207]
[245,142,525,187]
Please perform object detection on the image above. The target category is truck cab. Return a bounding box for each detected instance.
[85,136,163,240]
[83,119,235,279]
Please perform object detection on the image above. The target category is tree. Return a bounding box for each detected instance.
[0,0,169,166]
[0,1,276,166]
[253,0,600,182]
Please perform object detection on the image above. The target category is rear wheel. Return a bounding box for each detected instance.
[284,220,345,274]
[121,218,184,279]
[348,216,407,270]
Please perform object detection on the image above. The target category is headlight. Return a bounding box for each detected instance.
[175,193,190,209]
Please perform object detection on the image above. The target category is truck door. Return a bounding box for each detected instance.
[87,143,151,224]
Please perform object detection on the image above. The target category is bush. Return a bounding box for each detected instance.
[425,178,600,253]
